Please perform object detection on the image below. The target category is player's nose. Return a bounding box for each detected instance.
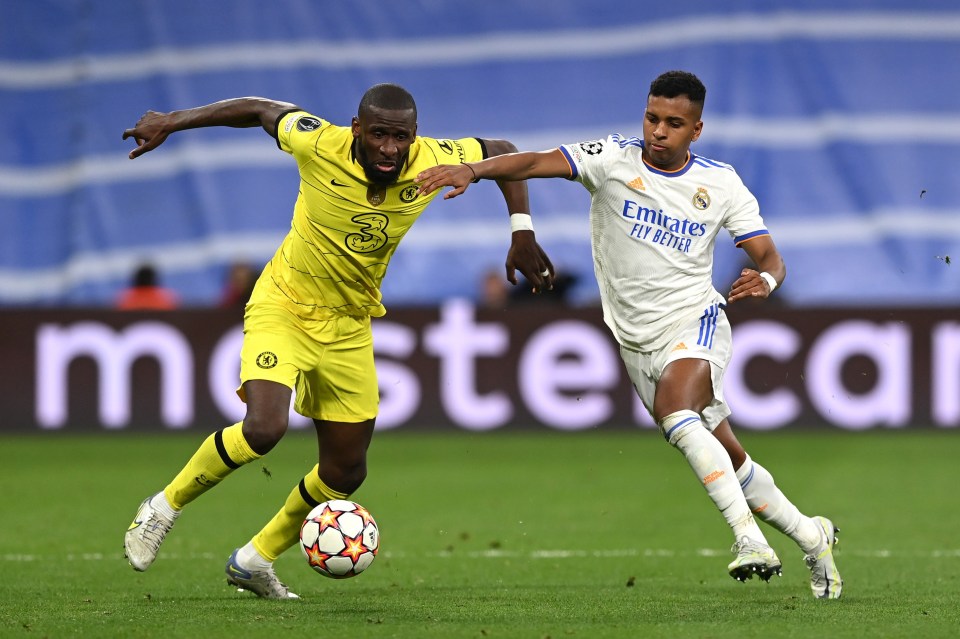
[380,137,399,157]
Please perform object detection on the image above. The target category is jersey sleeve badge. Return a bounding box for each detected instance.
[579,140,604,155]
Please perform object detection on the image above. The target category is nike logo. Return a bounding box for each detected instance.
[330,178,349,187]
[226,563,250,578]
[127,502,148,530]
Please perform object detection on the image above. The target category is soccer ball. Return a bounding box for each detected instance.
[299,499,379,578]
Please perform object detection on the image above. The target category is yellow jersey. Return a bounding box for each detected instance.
[252,110,485,319]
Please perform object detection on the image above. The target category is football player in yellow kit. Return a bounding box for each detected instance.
[122,84,554,598]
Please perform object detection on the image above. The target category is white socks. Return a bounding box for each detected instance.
[659,410,767,544]
[236,541,272,570]
[735,455,823,553]
[151,491,180,521]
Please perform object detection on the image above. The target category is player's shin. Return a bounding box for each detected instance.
[659,410,767,543]
[251,465,350,562]
[163,423,262,509]
[735,455,822,553]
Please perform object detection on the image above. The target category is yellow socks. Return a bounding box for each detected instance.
[252,465,349,561]
[163,423,261,510]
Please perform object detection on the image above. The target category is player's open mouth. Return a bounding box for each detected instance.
[375,162,396,172]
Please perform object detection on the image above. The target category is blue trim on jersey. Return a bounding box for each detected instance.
[692,156,734,171]
[612,133,643,148]
[663,415,700,442]
[697,303,720,349]
[734,229,770,245]
[558,146,579,179]
[636,140,696,177]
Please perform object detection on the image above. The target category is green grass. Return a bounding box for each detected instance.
[1,430,958,638]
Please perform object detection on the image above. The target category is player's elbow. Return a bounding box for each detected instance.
[483,138,518,158]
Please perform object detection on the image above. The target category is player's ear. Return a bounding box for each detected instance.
[691,120,703,142]
[351,116,361,138]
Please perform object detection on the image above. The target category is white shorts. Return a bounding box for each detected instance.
[619,303,732,430]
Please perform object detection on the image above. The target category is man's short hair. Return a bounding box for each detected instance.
[649,71,706,106]
[359,83,417,119]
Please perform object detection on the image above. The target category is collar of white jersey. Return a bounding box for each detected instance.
[639,140,696,177]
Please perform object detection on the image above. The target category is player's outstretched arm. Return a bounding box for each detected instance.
[415,148,570,200]
[122,97,298,159]
[727,235,786,303]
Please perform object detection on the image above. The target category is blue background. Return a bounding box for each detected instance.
[2,0,958,307]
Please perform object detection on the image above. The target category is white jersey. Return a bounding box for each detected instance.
[559,134,769,352]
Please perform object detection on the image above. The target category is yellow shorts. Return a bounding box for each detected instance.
[237,301,378,422]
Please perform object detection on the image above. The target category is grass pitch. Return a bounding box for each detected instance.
[1,429,958,638]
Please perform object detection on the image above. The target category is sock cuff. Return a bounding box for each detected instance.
[658,409,702,445]
[221,423,261,466]
[300,465,350,508]
[735,454,755,485]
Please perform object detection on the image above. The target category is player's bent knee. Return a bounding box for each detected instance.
[320,466,367,495]
[241,414,289,455]
[320,463,367,495]
[658,409,703,447]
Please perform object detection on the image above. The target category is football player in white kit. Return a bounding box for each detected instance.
[417,70,842,599]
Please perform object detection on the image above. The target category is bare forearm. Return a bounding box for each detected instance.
[747,238,786,285]
[166,97,297,134]
[757,255,786,284]
[495,179,530,214]
[125,97,299,159]
[471,149,570,182]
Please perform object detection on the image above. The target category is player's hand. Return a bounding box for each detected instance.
[506,230,554,293]
[727,268,770,304]
[415,163,475,199]
[122,110,173,159]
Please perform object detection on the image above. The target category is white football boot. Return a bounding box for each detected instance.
[804,516,843,599]
[728,536,783,582]
[225,549,299,599]
[124,492,179,571]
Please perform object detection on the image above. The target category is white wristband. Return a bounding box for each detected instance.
[510,213,534,233]
[759,271,778,293]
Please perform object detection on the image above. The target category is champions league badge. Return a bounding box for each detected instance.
[580,140,604,155]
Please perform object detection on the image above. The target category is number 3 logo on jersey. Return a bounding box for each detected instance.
[346,212,390,253]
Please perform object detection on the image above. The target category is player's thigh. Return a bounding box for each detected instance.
[621,308,732,430]
[238,302,313,400]
[295,315,378,423]
[654,358,715,418]
[649,308,735,425]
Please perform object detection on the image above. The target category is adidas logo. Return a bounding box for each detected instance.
[671,342,688,351]
[626,176,646,190]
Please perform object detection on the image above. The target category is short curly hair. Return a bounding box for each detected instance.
[649,70,706,106]
[358,83,417,119]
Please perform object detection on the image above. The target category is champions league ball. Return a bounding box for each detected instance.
[299,500,379,578]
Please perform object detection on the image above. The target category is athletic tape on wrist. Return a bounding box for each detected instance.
[510,213,534,233]
[759,271,778,293]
